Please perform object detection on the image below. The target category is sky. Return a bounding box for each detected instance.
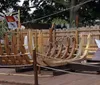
[17,0,24,6]
[17,0,35,14]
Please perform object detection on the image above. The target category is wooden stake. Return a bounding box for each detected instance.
[33,48,38,85]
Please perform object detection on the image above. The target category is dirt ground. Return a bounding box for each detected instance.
[0,68,100,85]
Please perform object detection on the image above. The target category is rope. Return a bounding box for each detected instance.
[37,64,80,74]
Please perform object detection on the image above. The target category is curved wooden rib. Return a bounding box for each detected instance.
[52,36,75,59]
[42,34,90,67]
[37,37,64,66]
[60,37,70,59]
[49,37,65,58]
[68,33,91,62]
[37,36,66,59]
[53,44,63,58]
[45,42,52,56]
[48,36,70,59]
[66,37,76,59]
[64,34,91,63]
[38,37,63,58]
[41,36,75,66]
[70,35,84,60]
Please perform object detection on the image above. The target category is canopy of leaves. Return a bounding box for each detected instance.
[0,20,8,38]
[78,0,100,26]
[0,0,20,15]
[0,0,100,27]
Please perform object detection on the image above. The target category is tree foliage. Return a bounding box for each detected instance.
[0,20,8,38]
[78,0,100,26]
[0,0,100,28]
[0,0,20,15]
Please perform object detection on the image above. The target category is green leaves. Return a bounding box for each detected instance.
[52,18,68,27]
[0,20,8,38]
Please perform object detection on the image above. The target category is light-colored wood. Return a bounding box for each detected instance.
[41,34,90,67]
[68,33,91,62]
[75,30,78,47]
[11,34,23,65]
[38,30,43,53]
[28,30,33,55]
[3,33,15,65]
[6,27,100,56]
[41,36,76,66]
[2,26,100,67]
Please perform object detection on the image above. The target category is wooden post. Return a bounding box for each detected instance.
[49,28,53,43]
[53,29,56,45]
[49,24,54,47]
[28,30,33,55]
[33,48,38,85]
[75,30,79,48]
[35,30,38,52]
[38,30,43,53]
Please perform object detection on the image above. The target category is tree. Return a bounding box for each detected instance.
[29,0,70,24]
[78,0,100,26]
[0,0,20,15]
[0,0,100,28]
[0,20,8,38]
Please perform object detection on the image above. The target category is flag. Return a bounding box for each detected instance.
[13,13,21,28]
[5,16,18,29]
[13,13,18,21]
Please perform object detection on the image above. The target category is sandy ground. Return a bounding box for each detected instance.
[0,68,100,85]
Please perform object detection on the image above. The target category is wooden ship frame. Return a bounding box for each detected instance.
[0,26,100,74]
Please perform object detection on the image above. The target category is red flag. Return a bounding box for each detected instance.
[5,16,18,29]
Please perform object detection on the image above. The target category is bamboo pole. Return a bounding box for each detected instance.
[28,30,33,55]
[17,9,21,51]
[18,9,21,30]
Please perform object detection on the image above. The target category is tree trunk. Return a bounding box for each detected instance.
[70,0,75,28]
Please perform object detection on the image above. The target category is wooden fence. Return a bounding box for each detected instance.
[6,26,100,58]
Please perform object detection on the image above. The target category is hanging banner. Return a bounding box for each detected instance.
[13,14,18,21]
[5,16,18,29]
